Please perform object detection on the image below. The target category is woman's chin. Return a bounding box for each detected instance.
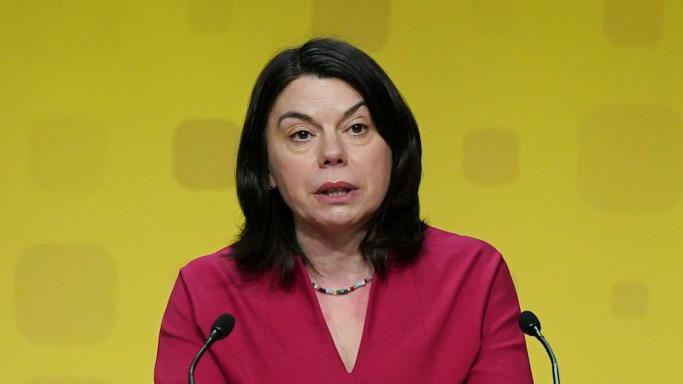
[311,216,367,233]
[295,207,376,234]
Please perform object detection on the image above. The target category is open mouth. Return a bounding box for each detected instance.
[316,181,358,197]
[320,187,352,197]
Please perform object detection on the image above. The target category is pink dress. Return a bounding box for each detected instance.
[155,226,534,383]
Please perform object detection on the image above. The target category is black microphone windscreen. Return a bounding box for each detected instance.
[211,313,235,340]
[519,310,541,336]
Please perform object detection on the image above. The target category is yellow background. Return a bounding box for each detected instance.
[1,0,681,382]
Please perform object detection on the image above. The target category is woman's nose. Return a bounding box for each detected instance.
[318,132,346,167]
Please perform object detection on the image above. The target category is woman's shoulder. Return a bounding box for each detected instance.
[416,225,505,272]
[422,226,501,253]
[178,245,254,287]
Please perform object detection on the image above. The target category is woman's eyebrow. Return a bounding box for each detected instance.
[340,100,367,121]
[277,111,314,127]
[276,100,367,127]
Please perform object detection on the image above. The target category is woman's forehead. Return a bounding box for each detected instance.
[270,76,366,116]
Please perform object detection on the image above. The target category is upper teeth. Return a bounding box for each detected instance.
[324,188,349,195]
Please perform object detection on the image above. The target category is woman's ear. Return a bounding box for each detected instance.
[268,173,277,190]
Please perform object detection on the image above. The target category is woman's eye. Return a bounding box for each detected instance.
[290,130,313,141]
[349,123,368,135]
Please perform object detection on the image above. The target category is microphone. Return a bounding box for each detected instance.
[519,310,560,384]
[189,313,235,384]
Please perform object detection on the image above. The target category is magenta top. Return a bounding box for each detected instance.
[155,226,534,383]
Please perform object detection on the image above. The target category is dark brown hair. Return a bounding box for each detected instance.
[231,38,425,286]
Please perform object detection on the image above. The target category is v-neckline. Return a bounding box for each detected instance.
[297,257,377,375]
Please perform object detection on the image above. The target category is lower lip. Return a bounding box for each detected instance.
[315,189,358,204]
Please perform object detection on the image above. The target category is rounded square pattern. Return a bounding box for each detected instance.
[174,119,239,189]
[612,281,648,318]
[463,128,519,185]
[312,0,390,51]
[187,0,231,34]
[15,244,116,345]
[579,104,682,213]
[604,0,663,46]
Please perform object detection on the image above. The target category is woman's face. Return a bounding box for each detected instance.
[266,75,392,235]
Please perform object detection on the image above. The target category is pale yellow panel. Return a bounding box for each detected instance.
[579,104,682,213]
[16,244,116,345]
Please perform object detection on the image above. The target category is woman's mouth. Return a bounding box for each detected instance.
[315,181,359,202]
[320,187,352,197]
[316,181,358,194]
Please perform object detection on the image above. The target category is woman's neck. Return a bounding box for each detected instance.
[295,223,373,285]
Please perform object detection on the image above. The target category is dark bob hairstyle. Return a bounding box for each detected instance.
[231,38,425,286]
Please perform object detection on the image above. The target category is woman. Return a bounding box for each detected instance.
[155,38,533,383]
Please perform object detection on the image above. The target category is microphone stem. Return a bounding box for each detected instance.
[189,331,218,384]
[533,326,560,384]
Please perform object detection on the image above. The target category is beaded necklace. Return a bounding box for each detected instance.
[311,277,372,296]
